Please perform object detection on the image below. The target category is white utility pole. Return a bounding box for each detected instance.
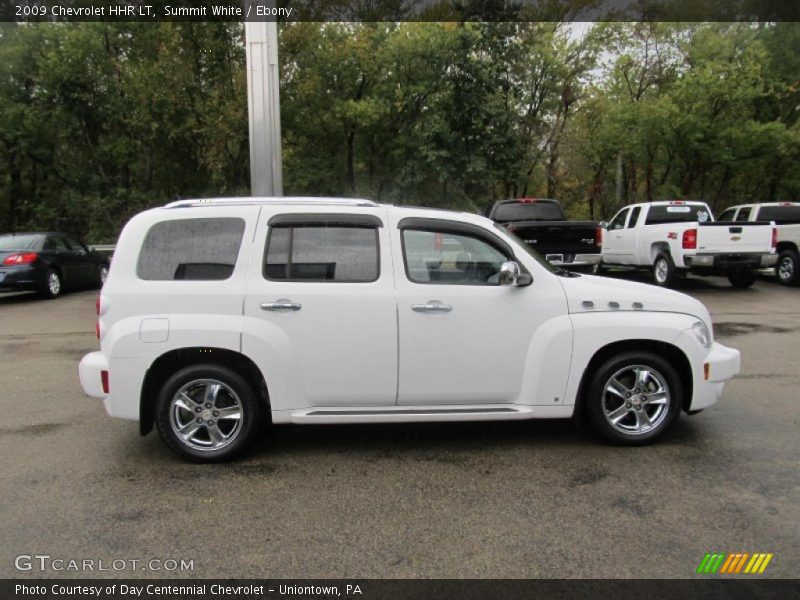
[245,6,283,196]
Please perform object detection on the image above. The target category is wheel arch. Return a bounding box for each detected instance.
[139,347,270,436]
[775,241,798,254]
[574,339,694,423]
[650,242,670,263]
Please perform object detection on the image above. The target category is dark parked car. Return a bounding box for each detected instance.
[0,232,109,298]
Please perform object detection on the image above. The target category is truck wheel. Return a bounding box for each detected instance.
[652,253,676,287]
[776,249,800,286]
[585,351,682,445]
[728,272,757,289]
[155,364,261,462]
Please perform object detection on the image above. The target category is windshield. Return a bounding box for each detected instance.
[493,201,564,222]
[493,223,559,274]
[0,234,44,251]
[645,204,713,225]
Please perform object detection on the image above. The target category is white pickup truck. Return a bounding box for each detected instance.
[717,202,800,286]
[598,201,777,288]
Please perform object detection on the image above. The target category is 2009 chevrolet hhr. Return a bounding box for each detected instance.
[79,197,741,461]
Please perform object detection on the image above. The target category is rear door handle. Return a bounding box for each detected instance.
[261,301,301,312]
[412,303,453,314]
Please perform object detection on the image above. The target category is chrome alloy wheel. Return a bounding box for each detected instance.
[48,271,61,296]
[602,365,670,435]
[654,258,669,284]
[778,256,794,282]
[169,379,243,452]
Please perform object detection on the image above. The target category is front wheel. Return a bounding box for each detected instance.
[728,272,757,289]
[155,364,262,462]
[776,249,800,286]
[585,351,682,445]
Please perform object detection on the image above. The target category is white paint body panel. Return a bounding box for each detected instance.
[79,197,741,430]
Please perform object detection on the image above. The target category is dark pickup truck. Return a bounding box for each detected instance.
[488,198,601,268]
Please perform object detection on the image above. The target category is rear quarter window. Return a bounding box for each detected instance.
[136,218,245,281]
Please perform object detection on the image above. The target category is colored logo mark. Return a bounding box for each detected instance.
[696,552,773,574]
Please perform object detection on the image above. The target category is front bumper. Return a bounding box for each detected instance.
[690,342,741,411]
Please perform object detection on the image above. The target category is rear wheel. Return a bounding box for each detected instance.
[39,269,62,299]
[585,351,682,445]
[776,249,800,286]
[728,272,757,288]
[155,364,261,462]
[652,253,677,287]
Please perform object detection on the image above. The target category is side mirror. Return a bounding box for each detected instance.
[499,261,532,287]
[598,221,609,229]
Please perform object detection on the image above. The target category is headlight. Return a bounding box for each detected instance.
[691,321,712,349]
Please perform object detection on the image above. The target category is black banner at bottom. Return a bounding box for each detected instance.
[3,579,798,600]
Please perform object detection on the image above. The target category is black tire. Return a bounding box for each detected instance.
[652,253,677,287]
[155,364,262,462]
[584,351,682,446]
[39,268,63,299]
[775,249,800,286]
[727,272,757,289]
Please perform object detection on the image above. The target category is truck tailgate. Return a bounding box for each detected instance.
[697,222,773,254]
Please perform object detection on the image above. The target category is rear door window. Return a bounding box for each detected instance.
[264,223,380,282]
[734,207,752,222]
[137,218,245,281]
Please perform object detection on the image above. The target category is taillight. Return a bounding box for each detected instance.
[595,226,603,247]
[101,370,109,394]
[2,252,38,266]
[772,227,778,249]
[683,229,698,250]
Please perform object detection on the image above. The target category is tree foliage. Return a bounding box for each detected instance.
[0,21,798,241]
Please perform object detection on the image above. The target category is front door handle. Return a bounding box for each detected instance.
[412,302,453,314]
[261,301,302,312]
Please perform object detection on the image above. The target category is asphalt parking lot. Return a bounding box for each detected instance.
[0,273,798,579]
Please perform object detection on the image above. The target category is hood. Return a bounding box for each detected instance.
[558,274,712,326]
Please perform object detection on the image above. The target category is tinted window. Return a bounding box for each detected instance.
[734,207,752,222]
[718,208,736,222]
[627,207,641,228]
[758,205,800,224]
[403,229,508,285]
[493,202,564,222]
[64,237,88,254]
[608,209,629,231]
[44,236,71,252]
[137,218,245,281]
[645,204,712,225]
[0,234,43,251]
[264,225,379,282]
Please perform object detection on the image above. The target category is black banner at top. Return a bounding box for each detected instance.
[2,0,799,23]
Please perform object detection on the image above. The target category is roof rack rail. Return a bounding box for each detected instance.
[164,197,380,209]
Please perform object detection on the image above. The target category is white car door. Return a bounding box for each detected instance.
[243,208,398,408]
[601,208,630,263]
[616,205,642,264]
[390,212,567,406]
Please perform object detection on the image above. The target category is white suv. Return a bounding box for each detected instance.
[79,197,741,461]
